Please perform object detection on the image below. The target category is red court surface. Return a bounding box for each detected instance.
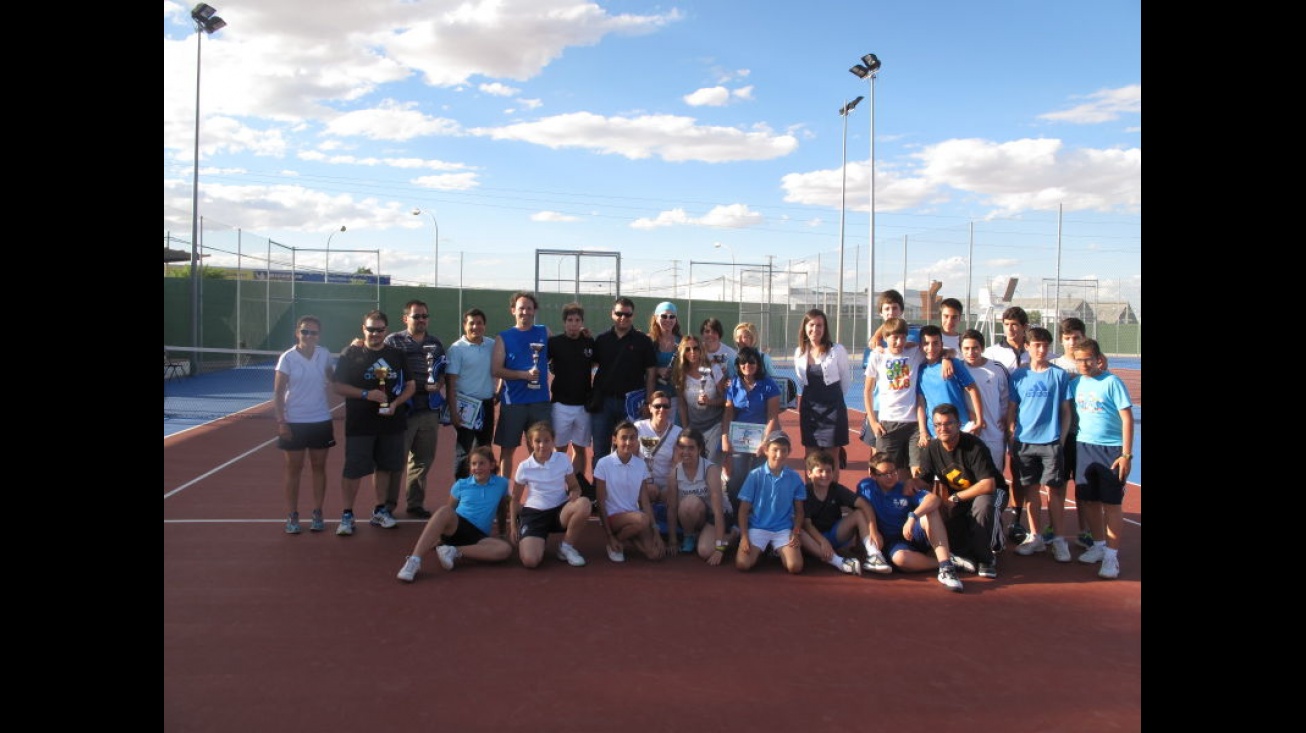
[165,375,1141,732]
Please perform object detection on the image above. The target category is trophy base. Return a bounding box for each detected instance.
[426,383,439,392]
[527,383,542,390]
[379,405,393,416]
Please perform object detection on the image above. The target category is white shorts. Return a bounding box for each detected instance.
[747,527,793,552]
[552,403,592,448]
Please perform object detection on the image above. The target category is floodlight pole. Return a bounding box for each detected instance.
[188,4,225,350]
[836,95,862,344]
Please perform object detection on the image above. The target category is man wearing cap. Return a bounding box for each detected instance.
[590,297,658,468]
[648,301,682,425]
[736,430,806,574]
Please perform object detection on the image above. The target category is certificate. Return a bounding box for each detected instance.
[442,394,485,430]
[728,421,766,454]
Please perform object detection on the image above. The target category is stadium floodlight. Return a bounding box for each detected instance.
[188,3,227,350]
[849,52,880,316]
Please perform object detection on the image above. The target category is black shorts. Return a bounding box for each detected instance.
[518,504,566,540]
[442,515,489,547]
[278,420,336,451]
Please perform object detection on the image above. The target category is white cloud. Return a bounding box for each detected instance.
[1039,84,1141,124]
[684,86,730,107]
[532,211,582,222]
[474,112,798,162]
[479,82,520,97]
[630,203,763,229]
[324,100,462,141]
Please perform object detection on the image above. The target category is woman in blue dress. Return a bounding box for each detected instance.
[793,309,853,478]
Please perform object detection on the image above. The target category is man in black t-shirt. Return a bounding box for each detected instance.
[589,296,657,468]
[912,403,1005,578]
[548,302,597,497]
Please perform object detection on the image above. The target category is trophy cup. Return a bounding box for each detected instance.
[527,342,544,389]
[697,365,712,405]
[374,366,392,415]
[638,435,661,475]
[423,345,439,392]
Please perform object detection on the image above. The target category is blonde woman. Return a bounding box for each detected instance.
[671,335,728,465]
[732,321,776,377]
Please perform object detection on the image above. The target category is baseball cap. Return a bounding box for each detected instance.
[654,301,677,315]
[763,430,791,447]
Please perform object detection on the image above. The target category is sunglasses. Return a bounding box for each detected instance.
[299,329,319,336]
[613,311,633,318]
[659,313,676,319]
[684,346,700,352]
[364,326,386,333]
[408,313,429,319]
[650,403,671,410]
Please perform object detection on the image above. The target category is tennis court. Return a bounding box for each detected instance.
[164,357,1141,732]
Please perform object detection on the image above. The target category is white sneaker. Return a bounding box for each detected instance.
[950,555,977,574]
[839,557,862,576]
[1051,537,1071,562]
[862,552,893,574]
[1078,543,1105,564]
[1098,553,1120,579]
[937,565,964,592]
[397,555,421,582]
[606,546,626,563]
[1015,534,1046,556]
[436,544,458,571]
[557,542,587,567]
[370,507,398,529]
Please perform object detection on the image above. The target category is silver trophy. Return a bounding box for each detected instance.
[697,365,712,405]
[423,345,439,392]
[528,342,544,389]
[638,435,661,475]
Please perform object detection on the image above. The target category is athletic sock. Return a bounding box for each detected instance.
[829,554,846,569]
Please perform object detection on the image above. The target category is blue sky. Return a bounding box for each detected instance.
[163,1,1140,308]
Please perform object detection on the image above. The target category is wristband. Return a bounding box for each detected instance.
[1121,453,1132,458]
[361,389,369,399]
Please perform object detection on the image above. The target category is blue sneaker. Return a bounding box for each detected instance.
[680,533,697,553]
[309,509,325,532]
[1076,532,1094,549]
[285,512,301,535]
[336,511,355,536]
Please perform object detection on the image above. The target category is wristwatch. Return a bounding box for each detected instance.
[949,494,961,504]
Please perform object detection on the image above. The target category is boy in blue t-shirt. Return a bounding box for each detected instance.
[1006,327,1074,562]
[736,430,806,574]
[856,453,964,592]
[1069,339,1134,580]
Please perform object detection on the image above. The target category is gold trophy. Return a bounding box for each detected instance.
[528,342,544,389]
[374,365,392,415]
[697,366,712,405]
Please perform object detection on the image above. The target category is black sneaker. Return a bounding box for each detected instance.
[407,507,433,519]
[978,560,998,578]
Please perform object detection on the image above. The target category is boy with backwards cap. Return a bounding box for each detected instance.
[736,430,806,574]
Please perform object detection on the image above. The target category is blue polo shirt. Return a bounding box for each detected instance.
[738,463,807,532]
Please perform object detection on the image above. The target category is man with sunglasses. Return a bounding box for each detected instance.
[590,297,657,468]
[381,299,447,520]
[332,310,416,536]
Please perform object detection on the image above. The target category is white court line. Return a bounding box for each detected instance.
[164,437,277,499]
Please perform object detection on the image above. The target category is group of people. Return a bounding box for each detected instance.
[270,290,1133,589]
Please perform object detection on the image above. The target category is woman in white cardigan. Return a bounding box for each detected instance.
[793,309,853,473]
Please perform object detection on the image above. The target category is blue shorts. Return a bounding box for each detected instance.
[1074,442,1126,505]
[885,521,930,562]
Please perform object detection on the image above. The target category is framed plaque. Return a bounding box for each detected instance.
[728,421,766,454]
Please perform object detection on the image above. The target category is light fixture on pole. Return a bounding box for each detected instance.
[412,207,439,288]
[850,52,881,324]
[325,225,346,281]
[188,3,227,350]
[835,94,863,345]
[713,241,736,301]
